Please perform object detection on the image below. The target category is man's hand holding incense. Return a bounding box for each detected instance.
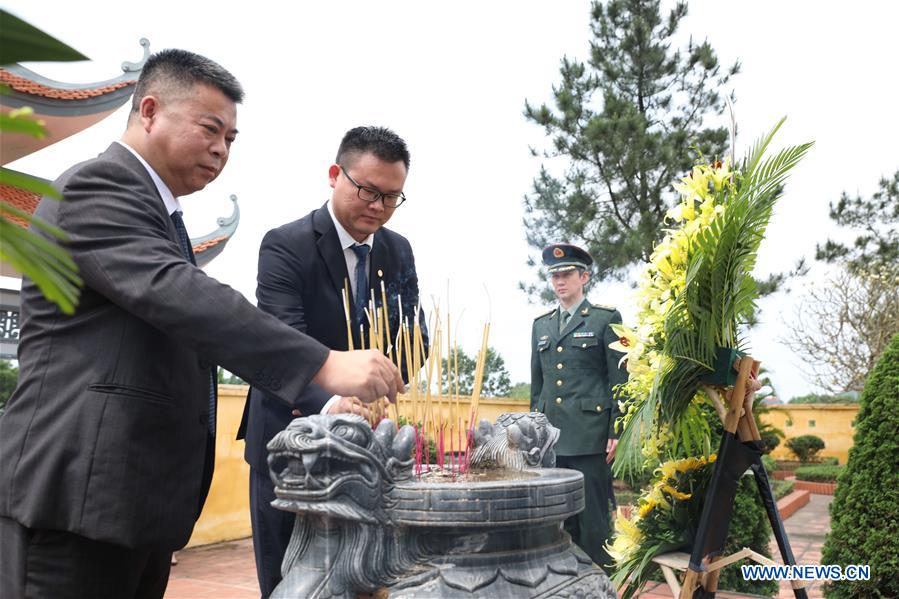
[313,349,404,404]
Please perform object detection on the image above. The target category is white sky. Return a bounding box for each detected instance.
[5,1,898,400]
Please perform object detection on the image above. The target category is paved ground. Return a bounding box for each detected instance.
[165,538,257,599]
[165,495,832,598]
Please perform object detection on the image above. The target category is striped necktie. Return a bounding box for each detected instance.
[171,211,217,437]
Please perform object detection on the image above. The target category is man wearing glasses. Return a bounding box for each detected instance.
[237,126,427,597]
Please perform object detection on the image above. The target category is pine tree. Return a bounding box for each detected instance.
[816,170,899,274]
[522,0,738,300]
[821,333,899,597]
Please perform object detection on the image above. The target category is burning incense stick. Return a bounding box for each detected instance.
[343,280,354,351]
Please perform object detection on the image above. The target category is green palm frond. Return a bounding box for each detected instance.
[742,116,786,177]
[0,201,82,314]
[654,122,812,426]
[1,10,87,314]
[614,371,660,478]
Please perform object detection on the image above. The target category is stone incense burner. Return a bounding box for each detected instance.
[266,412,616,598]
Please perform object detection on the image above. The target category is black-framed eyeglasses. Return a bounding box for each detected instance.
[340,166,406,208]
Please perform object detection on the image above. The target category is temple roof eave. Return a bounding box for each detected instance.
[0,173,240,270]
[2,38,150,91]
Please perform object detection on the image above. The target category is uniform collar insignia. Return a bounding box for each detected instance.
[580,307,589,315]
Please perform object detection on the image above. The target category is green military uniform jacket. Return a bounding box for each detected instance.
[530,298,628,456]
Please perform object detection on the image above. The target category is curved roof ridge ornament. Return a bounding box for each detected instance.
[191,194,240,245]
[192,195,241,267]
[120,38,151,76]
[217,194,240,230]
[3,38,151,90]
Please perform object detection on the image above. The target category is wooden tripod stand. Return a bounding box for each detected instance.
[675,356,809,599]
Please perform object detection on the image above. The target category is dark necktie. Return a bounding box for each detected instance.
[560,309,571,334]
[351,244,371,326]
[171,211,217,437]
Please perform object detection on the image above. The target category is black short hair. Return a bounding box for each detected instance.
[336,126,410,171]
[130,49,244,119]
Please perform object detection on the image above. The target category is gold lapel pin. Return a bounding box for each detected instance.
[581,308,589,316]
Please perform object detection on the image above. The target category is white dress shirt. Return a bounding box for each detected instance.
[116,141,182,216]
[320,201,377,415]
[326,200,374,301]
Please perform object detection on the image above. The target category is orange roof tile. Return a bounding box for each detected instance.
[0,69,136,100]
[193,236,228,253]
[0,184,41,227]
[1,185,230,252]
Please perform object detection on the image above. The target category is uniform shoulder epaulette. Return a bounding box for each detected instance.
[592,303,616,312]
[534,308,554,320]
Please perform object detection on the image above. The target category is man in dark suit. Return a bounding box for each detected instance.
[530,243,628,571]
[238,126,426,597]
[0,50,402,599]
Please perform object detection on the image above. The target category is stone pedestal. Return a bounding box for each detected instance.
[267,413,616,598]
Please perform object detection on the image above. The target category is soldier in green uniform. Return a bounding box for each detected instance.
[530,243,628,570]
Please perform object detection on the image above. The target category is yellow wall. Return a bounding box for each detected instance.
[760,404,859,464]
[188,391,858,547]
[187,384,252,548]
[186,388,531,547]
[394,394,531,431]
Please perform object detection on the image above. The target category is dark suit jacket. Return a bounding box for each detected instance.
[530,298,627,456]
[238,204,425,471]
[0,143,331,550]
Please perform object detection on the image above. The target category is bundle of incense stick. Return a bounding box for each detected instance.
[343,276,491,476]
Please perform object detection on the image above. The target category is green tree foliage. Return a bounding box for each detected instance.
[522,0,738,300]
[217,367,245,385]
[822,333,899,598]
[816,170,899,274]
[789,392,858,404]
[0,359,18,414]
[785,434,825,464]
[507,382,531,400]
[441,346,511,397]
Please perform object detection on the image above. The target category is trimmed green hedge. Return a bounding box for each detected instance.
[822,333,899,598]
[785,434,825,463]
[795,464,843,483]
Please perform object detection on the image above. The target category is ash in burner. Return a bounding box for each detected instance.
[417,467,539,483]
